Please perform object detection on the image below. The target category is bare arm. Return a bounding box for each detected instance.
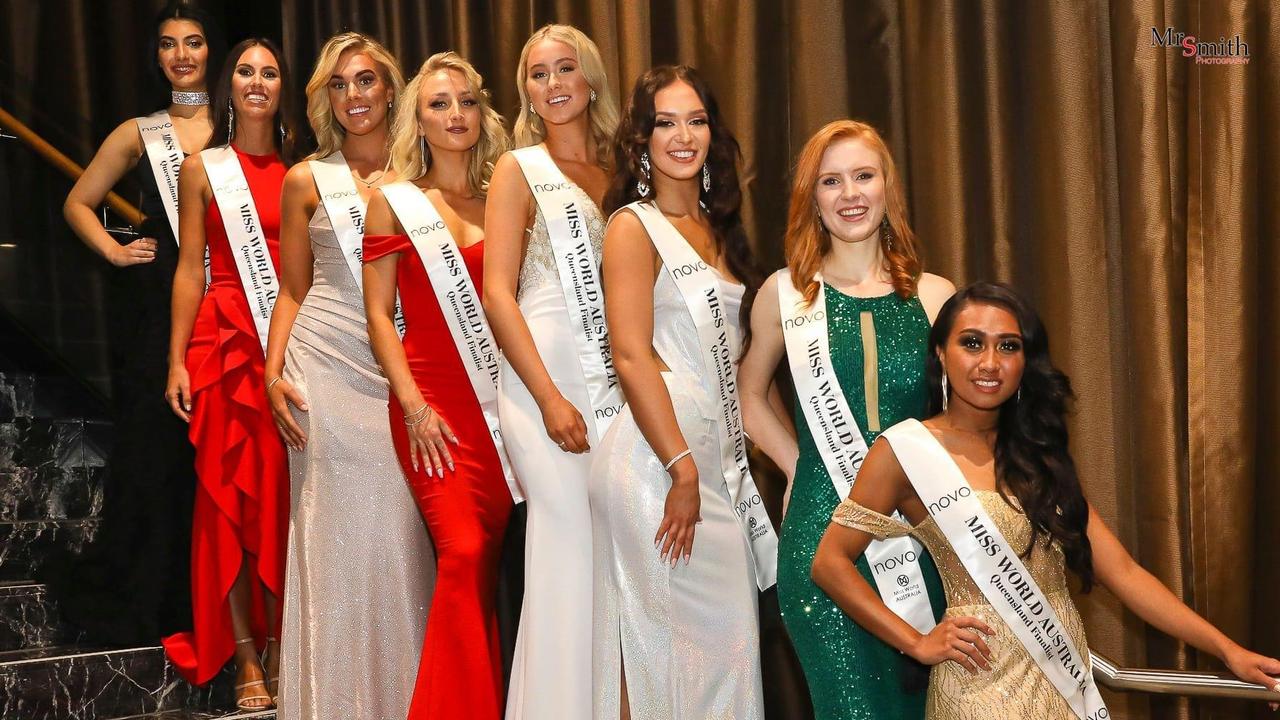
[262,164,317,449]
[1089,505,1280,689]
[363,191,458,477]
[739,272,800,488]
[482,152,588,452]
[602,210,699,564]
[63,119,156,267]
[811,439,994,673]
[165,153,211,422]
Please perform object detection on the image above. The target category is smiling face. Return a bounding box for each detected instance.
[327,49,393,136]
[646,80,710,186]
[418,68,481,153]
[813,136,886,245]
[229,45,282,121]
[524,38,591,126]
[939,302,1026,412]
[157,19,208,91]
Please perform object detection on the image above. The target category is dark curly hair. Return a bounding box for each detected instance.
[604,65,761,296]
[926,282,1095,591]
[206,38,307,164]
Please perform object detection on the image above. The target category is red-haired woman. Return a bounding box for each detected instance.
[739,119,954,719]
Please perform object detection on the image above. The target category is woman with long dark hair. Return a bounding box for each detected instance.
[589,64,775,718]
[483,24,619,719]
[363,51,514,719]
[162,37,303,711]
[738,119,954,718]
[45,0,223,647]
[811,282,1280,718]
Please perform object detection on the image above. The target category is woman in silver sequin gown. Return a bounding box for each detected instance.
[264,35,433,719]
[588,66,764,719]
[483,25,620,720]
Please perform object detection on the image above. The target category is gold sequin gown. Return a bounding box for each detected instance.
[832,488,1091,719]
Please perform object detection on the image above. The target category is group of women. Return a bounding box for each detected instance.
[56,1,1280,719]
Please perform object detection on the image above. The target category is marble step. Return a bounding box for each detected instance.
[0,417,110,475]
[0,372,108,423]
[0,581,78,652]
[0,466,106,522]
[110,711,275,719]
[0,519,99,581]
[0,644,239,719]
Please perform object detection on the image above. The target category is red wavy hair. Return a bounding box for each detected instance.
[785,120,921,305]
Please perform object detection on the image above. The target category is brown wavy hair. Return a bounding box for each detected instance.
[785,119,920,305]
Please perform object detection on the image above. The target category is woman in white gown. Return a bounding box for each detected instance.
[589,65,777,720]
[263,33,433,718]
[481,24,620,720]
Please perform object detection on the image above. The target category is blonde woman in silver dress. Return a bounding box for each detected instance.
[590,65,775,719]
[263,33,433,719]
[482,24,620,720]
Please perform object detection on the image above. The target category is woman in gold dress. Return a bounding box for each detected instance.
[812,282,1280,718]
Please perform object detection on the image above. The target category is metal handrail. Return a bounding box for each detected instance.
[1092,651,1279,702]
[0,105,142,226]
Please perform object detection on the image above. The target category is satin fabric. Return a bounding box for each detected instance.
[363,233,512,720]
[162,145,289,686]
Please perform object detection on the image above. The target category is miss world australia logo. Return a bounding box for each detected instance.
[1151,26,1250,65]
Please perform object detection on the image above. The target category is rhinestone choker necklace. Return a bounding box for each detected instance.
[172,90,209,106]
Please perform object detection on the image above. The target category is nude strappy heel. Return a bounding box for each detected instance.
[233,637,272,711]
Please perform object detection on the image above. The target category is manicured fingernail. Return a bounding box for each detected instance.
[300,404,309,410]
[448,462,455,471]
[1272,682,1280,693]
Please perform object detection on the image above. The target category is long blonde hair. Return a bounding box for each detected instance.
[512,24,617,167]
[785,120,922,304]
[388,52,508,197]
[303,32,404,160]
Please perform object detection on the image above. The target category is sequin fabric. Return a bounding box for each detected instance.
[832,492,1088,719]
[778,285,946,719]
[277,203,435,719]
[516,183,607,302]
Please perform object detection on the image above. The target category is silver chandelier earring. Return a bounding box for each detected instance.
[529,101,536,115]
[226,99,235,141]
[590,88,598,102]
[701,163,711,193]
[881,215,894,251]
[941,372,949,412]
[636,151,652,197]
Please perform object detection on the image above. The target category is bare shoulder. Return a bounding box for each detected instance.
[489,151,531,195]
[604,205,645,238]
[101,118,147,163]
[917,272,957,324]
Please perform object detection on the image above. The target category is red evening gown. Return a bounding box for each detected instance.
[363,233,513,719]
[162,145,290,685]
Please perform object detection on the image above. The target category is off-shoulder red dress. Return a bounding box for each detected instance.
[363,232,513,719]
[162,145,289,685]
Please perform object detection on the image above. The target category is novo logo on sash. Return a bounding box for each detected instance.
[672,260,709,279]
[533,182,570,193]
[783,308,825,330]
[409,220,448,236]
[140,121,174,133]
[928,485,972,515]
[216,180,251,195]
[323,189,359,200]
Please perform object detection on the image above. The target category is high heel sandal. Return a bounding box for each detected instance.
[233,637,272,711]
[264,636,280,706]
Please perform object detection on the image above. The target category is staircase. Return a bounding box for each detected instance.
[0,371,274,719]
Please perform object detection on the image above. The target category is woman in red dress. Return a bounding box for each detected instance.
[362,52,514,719]
[163,38,303,710]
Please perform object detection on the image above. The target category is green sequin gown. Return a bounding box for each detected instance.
[778,285,947,719]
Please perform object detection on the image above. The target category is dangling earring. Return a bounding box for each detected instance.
[636,151,652,198]
[419,135,427,167]
[529,101,537,116]
[590,88,598,102]
[701,163,711,193]
[814,202,827,232]
[226,98,235,141]
[278,121,285,143]
[1016,387,1022,404]
[941,372,949,413]
[881,215,894,251]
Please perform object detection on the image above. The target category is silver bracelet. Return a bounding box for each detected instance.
[265,376,284,393]
[663,448,692,472]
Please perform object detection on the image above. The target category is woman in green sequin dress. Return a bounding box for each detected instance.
[741,120,954,719]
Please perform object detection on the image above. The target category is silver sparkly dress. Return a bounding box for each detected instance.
[499,182,607,720]
[277,201,435,720]
[588,235,764,719]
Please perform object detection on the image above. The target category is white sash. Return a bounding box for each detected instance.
[137,112,211,282]
[309,152,405,336]
[510,145,622,442]
[136,112,182,241]
[381,182,524,503]
[777,269,936,633]
[629,201,778,590]
[883,419,1108,720]
[201,146,279,352]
